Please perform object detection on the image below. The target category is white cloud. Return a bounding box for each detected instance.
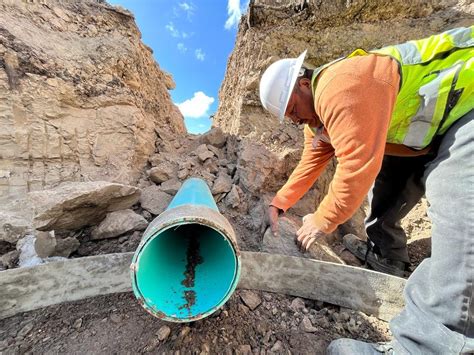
[177,92,215,118]
[177,43,187,53]
[165,22,189,39]
[195,48,205,61]
[225,0,249,30]
[165,22,180,37]
[179,2,193,14]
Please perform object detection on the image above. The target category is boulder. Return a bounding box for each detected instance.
[140,185,173,215]
[160,179,182,195]
[225,184,242,208]
[262,218,304,258]
[35,231,79,258]
[34,231,56,258]
[54,237,80,257]
[212,173,233,195]
[29,181,141,231]
[91,209,148,240]
[195,144,214,162]
[200,127,227,148]
[147,162,177,184]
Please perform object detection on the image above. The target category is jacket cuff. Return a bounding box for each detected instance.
[270,195,291,213]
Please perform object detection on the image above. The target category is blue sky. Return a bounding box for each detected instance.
[107,0,249,134]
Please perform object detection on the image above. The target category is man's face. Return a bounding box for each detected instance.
[284,79,319,127]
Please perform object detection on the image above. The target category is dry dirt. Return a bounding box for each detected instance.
[0,291,391,355]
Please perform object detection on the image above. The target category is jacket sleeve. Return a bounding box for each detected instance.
[312,72,398,233]
[271,125,335,211]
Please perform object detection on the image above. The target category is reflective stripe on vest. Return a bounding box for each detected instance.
[371,26,473,149]
[310,26,474,150]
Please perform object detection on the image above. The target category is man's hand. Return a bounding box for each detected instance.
[260,205,282,238]
[296,214,327,252]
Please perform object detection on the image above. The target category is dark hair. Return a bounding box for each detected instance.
[300,67,314,80]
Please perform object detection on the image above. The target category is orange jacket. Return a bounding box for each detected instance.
[271,54,402,233]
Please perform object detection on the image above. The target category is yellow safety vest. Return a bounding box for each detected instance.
[311,26,474,150]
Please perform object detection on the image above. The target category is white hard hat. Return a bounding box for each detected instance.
[259,50,307,121]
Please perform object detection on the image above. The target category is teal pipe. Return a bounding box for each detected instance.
[167,178,218,211]
[130,178,241,322]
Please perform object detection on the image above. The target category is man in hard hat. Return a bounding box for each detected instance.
[259,27,473,354]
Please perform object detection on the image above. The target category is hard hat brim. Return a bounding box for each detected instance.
[279,50,307,122]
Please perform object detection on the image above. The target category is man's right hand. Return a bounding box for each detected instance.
[260,205,282,238]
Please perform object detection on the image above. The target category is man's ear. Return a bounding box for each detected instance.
[298,78,311,89]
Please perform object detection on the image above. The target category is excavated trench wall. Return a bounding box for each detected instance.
[0,0,185,203]
[214,0,473,234]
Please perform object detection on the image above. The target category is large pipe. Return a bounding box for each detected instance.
[130,178,241,322]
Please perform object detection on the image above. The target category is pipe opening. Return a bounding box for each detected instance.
[134,223,238,321]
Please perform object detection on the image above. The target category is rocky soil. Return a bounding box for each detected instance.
[0,291,391,354]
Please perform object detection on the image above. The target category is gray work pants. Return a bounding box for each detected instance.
[389,110,474,354]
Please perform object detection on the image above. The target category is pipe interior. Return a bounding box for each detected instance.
[135,223,238,320]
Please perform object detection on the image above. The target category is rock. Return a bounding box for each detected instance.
[91,209,148,240]
[300,316,318,333]
[347,317,359,334]
[240,290,262,311]
[270,340,284,353]
[200,127,226,148]
[147,162,177,184]
[142,210,152,221]
[29,182,141,231]
[262,218,303,258]
[73,318,83,329]
[156,325,171,341]
[206,145,223,160]
[199,170,216,185]
[227,163,237,177]
[212,173,232,195]
[236,143,286,194]
[237,344,252,355]
[201,342,211,353]
[17,322,34,338]
[1,250,19,269]
[195,144,215,162]
[203,159,219,174]
[109,313,121,324]
[180,326,191,337]
[34,231,79,258]
[290,298,306,312]
[143,338,160,352]
[140,185,173,215]
[177,169,189,180]
[34,231,56,258]
[308,236,346,264]
[149,154,167,167]
[160,179,182,195]
[0,211,32,244]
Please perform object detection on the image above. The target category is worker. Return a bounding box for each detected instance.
[259,26,473,354]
